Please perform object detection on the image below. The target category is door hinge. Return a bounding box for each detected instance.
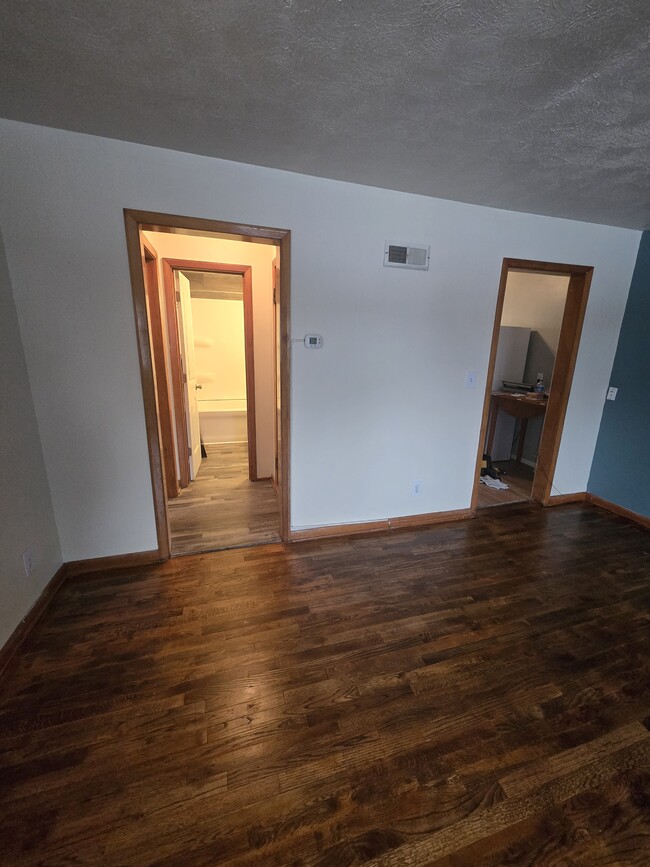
[188,446,192,457]
[176,291,181,303]
[182,373,187,384]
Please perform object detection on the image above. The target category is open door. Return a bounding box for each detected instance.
[176,271,202,480]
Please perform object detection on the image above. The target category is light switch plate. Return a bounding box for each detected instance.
[465,371,477,389]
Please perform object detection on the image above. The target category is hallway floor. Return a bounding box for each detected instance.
[168,442,280,554]
[476,459,535,509]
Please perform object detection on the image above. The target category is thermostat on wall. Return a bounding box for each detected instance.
[304,334,323,348]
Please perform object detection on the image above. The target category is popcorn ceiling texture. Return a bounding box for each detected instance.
[1,0,648,228]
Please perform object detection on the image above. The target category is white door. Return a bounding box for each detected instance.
[176,272,202,479]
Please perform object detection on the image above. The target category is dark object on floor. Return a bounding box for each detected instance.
[200,439,208,459]
[481,453,502,479]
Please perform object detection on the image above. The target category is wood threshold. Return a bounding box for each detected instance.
[0,564,67,680]
[585,493,650,529]
[290,508,472,542]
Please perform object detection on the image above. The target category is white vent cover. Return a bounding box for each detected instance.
[383,241,430,270]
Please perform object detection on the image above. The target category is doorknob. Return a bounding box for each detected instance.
[195,384,202,390]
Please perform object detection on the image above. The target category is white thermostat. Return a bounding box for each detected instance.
[304,334,323,348]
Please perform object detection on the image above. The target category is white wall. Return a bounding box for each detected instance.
[0,119,640,556]
[0,228,62,648]
[143,231,277,478]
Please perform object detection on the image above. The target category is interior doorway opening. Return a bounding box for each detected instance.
[472,258,593,511]
[124,211,291,559]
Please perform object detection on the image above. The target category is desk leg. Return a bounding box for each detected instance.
[516,418,528,463]
[486,405,499,456]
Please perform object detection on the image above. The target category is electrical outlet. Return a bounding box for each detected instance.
[412,480,423,496]
[465,371,477,389]
[22,546,34,577]
[606,386,618,401]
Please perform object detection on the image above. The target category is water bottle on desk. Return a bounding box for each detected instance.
[535,373,545,397]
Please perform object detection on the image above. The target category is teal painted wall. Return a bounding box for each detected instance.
[588,232,650,517]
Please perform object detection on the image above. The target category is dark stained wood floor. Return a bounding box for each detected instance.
[168,442,280,555]
[0,503,649,865]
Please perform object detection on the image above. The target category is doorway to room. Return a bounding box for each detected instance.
[124,211,291,559]
[472,258,593,511]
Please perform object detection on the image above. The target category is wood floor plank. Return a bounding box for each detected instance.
[169,442,280,555]
[0,502,648,864]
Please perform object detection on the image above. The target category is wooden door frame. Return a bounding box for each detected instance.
[471,257,593,512]
[142,238,180,498]
[162,259,259,482]
[124,209,291,554]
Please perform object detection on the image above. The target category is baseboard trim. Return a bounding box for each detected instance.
[290,519,390,541]
[66,549,164,577]
[585,494,650,529]
[388,508,472,530]
[545,492,587,506]
[290,508,472,542]
[0,563,68,680]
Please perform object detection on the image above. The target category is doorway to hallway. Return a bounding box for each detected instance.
[124,210,291,559]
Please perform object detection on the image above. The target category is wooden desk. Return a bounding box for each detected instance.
[486,392,547,463]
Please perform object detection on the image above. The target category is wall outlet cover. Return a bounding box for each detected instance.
[412,480,423,496]
[606,386,618,401]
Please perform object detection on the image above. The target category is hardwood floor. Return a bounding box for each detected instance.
[1,502,649,865]
[477,460,534,509]
[169,442,280,555]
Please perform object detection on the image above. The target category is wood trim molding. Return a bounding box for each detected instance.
[161,259,191,489]
[142,238,179,498]
[531,267,592,503]
[290,508,472,542]
[545,492,587,506]
[124,211,292,546]
[0,564,68,680]
[291,520,390,541]
[471,259,510,514]
[161,259,258,481]
[278,234,291,542]
[66,550,163,577]
[123,211,171,560]
[389,508,472,529]
[471,257,593,513]
[585,493,650,529]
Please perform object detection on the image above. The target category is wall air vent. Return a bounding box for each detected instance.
[383,241,430,270]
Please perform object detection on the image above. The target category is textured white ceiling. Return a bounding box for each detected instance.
[1,0,648,228]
